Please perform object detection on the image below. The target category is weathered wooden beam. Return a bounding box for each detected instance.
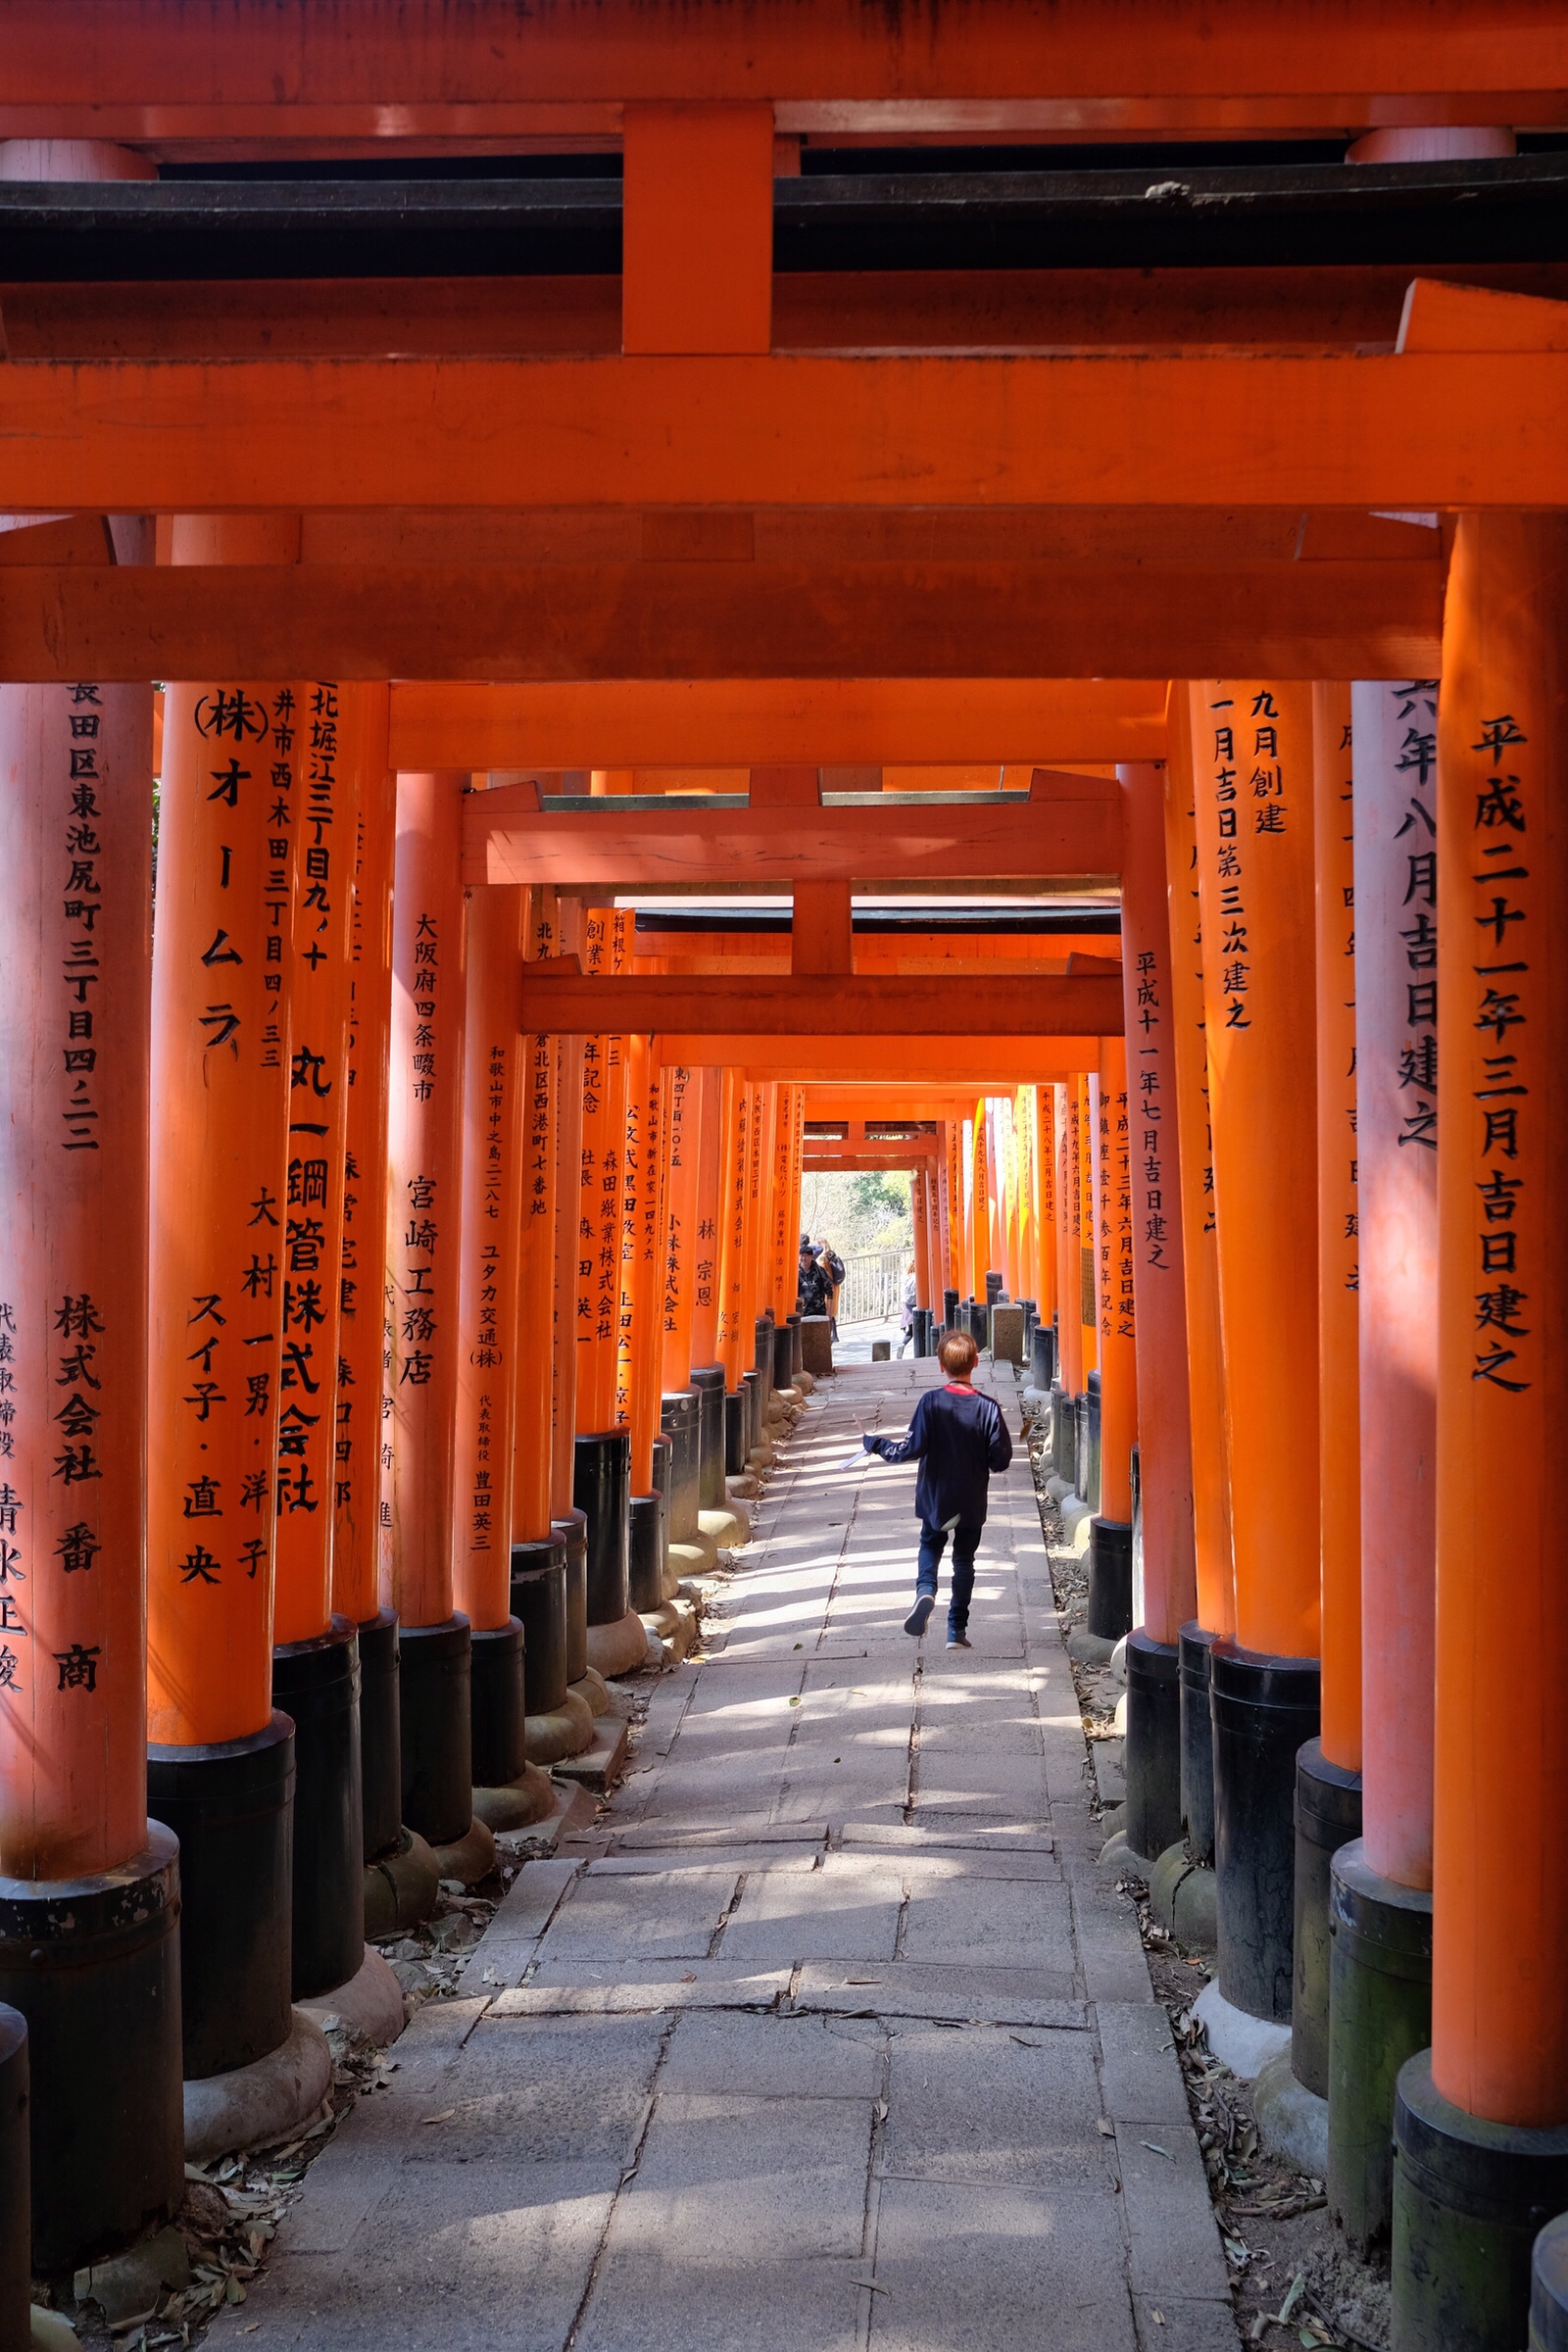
[468,781,1119,889]
[519,965,1122,1035]
[390,678,1165,768]
[0,554,1442,682]
[0,352,1561,512]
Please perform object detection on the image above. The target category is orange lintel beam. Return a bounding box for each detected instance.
[519,967,1123,1037]
[5,2,1565,131]
[467,781,1118,888]
[391,679,1165,770]
[0,353,1564,513]
[0,557,1441,683]
[661,1038,1099,1084]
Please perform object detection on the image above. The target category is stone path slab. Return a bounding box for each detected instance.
[217,1356,1237,2352]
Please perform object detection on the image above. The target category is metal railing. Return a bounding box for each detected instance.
[837,1248,907,1327]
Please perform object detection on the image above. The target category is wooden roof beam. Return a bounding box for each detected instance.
[519,965,1122,1035]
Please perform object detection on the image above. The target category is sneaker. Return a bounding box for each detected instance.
[904,1594,935,1638]
[947,1633,972,1649]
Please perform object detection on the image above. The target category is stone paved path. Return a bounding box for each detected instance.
[220,1358,1238,2352]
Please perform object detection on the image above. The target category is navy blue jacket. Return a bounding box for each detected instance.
[863,1382,1012,1530]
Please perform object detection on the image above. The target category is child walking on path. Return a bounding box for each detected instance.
[859,1329,1013,1648]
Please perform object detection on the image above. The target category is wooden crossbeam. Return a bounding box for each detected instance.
[519,966,1122,1035]
[659,1037,1099,1081]
[0,555,1440,683]
[0,352,1562,512]
[468,779,1119,888]
[390,679,1164,768]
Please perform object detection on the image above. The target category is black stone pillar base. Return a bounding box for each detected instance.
[574,1430,631,1627]
[552,1506,588,1683]
[1051,1388,1077,1488]
[772,1320,795,1387]
[628,1493,663,1611]
[742,1366,762,1452]
[1393,2051,1568,2352]
[1178,1621,1219,1865]
[724,1388,749,1475]
[469,1616,527,1791]
[1030,1322,1056,1390]
[396,1615,472,1849]
[511,1536,568,1715]
[0,1832,182,2276]
[1210,1642,1320,2023]
[1291,1737,1362,2098]
[1328,1839,1432,2257]
[660,1391,701,1545]
[147,1716,294,2078]
[1086,1517,1133,1642]
[357,1606,403,1866]
[272,1617,365,2001]
[1532,2213,1568,2350]
[786,1314,803,1378]
[1124,1629,1182,1864]
[691,1364,727,1508]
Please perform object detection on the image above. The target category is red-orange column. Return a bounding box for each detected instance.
[715,1072,750,1391]
[1095,1038,1139,1522]
[1074,1076,1099,1382]
[548,894,586,1520]
[944,1120,963,1303]
[1312,687,1362,1781]
[575,909,629,1436]
[1431,514,1568,2127]
[911,1171,932,1318]
[970,1103,991,1298]
[513,891,558,1545]
[1034,1088,1057,1342]
[689,1068,725,1376]
[1118,760,1197,1648]
[385,770,471,1848]
[659,1062,700,1391]
[1055,1088,1083,1396]
[1192,677,1320,2027]
[1164,702,1235,1645]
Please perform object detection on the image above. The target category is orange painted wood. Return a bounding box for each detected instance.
[1192,678,1320,1662]
[713,1071,749,1387]
[544,892,585,1515]
[1118,760,1196,1645]
[510,890,559,1544]
[393,678,1166,771]
[332,689,394,1628]
[4,351,1568,512]
[451,885,524,1633]
[147,665,294,1743]
[520,971,1123,1036]
[792,883,853,976]
[0,683,153,1874]
[1074,1075,1099,1378]
[270,682,356,1647]
[1398,275,1568,355]
[574,909,630,1433]
[384,770,466,1632]
[468,785,1120,890]
[1312,684,1363,1775]
[688,1068,725,1374]
[622,104,773,356]
[617,1033,663,1488]
[658,1062,701,1391]
[1052,1089,1079,1394]
[0,558,1444,684]
[1163,705,1235,1640]
[1096,1039,1139,1523]
[1432,514,1568,2126]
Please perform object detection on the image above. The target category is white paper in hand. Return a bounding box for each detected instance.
[838,1446,869,1473]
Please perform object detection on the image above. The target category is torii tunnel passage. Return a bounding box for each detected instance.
[4,18,1568,2352]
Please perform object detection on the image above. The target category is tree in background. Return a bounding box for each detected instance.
[799,1169,912,1256]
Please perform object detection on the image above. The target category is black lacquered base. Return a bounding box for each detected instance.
[575,1430,631,1627]
[628,1493,663,1611]
[1394,2051,1568,2352]
[512,1536,568,1715]
[0,2005,25,2332]
[1124,1629,1182,1863]
[1030,1322,1056,1390]
[1210,1641,1319,2023]
[397,1614,473,1849]
[272,1617,365,2000]
[1086,1516,1133,1641]
[1179,1621,1219,1865]
[724,1388,749,1475]
[691,1364,727,1508]
[0,1834,183,2275]
[660,1389,702,1543]
[469,1616,527,1790]
[1328,1839,1431,2257]
[552,1507,588,1683]
[1291,1737,1361,2098]
[1533,2211,1568,2350]
[357,1606,403,1865]
[148,1716,294,2078]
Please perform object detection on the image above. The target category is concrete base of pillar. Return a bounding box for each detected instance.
[363,1828,442,1938]
[1060,1496,1094,1547]
[727,1472,762,1500]
[642,1595,699,1663]
[427,1816,497,1888]
[183,2011,333,2163]
[701,1503,752,1550]
[570,1667,612,1718]
[471,1762,558,1834]
[667,1533,718,1579]
[747,1442,776,1470]
[1192,1978,1291,2082]
[298,1945,406,2048]
[584,1607,650,1679]
[1149,1842,1217,1951]
[1254,2048,1330,2178]
[792,1370,816,1395]
[525,1690,596,1765]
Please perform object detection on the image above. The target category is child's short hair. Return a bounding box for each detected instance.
[938,1330,979,1377]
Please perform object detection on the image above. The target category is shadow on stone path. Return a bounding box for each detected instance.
[215,1358,1238,2352]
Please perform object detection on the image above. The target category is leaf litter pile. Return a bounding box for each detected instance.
[1027,1416,1393,2352]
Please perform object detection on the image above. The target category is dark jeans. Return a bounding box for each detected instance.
[915,1520,982,1636]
